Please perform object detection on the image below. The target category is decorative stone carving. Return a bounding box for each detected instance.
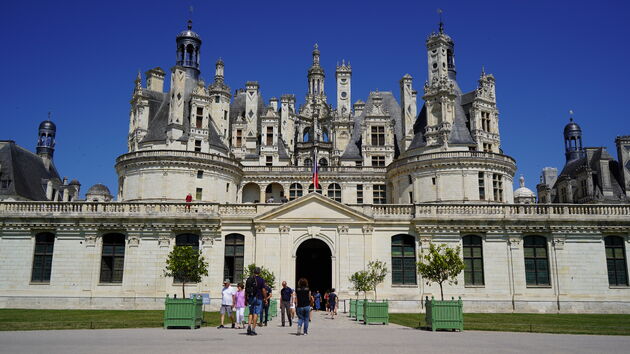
[158,234,171,247]
[128,234,140,247]
[201,234,214,248]
[279,225,290,233]
[255,224,266,233]
[419,235,432,250]
[84,233,97,247]
[552,236,566,250]
[508,236,521,249]
[362,225,374,234]
[337,225,349,234]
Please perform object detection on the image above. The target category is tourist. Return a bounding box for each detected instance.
[218,279,235,329]
[259,283,272,326]
[266,196,275,203]
[185,193,192,211]
[295,278,314,336]
[245,267,267,336]
[280,281,293,326]
[290,289,297,321]
[313,290,321,311]
[234,282,246,329]
[328,288,337,319]
[324,291,329,313]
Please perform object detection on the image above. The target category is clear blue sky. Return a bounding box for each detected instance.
[2,0,629,199]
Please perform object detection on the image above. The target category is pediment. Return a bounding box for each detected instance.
[254,193,372,224]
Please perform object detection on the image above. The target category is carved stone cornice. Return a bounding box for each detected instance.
[279,225,291,233]
[255,224,266,233]
[362,225,373,235]
[508,235,521,250]
[337,225,349,234]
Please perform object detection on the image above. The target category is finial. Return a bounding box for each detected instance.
[48,111,51,120]
[519,175,525,188]
[188,5,194,29]
[569,109,574,122]
[437,8,444,33]
[481,65,485,77]
[342,59,345,66]
[314,43,319,50]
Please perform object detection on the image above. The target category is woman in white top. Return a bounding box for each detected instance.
[290,290,297,321]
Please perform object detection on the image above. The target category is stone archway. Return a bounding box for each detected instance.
[295,238,332,295]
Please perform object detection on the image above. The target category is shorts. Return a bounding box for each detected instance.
[248,296,262,315]
[329,302,336,310]
[220,305,233,315]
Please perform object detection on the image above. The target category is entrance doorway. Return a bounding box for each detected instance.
[295,239,332,295]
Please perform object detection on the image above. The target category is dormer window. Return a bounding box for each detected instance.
[196,107,203,128]
[371,126,385,146]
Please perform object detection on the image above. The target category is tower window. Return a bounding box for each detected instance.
[266,127,273,146]
[197,170,203,179]
[372,156,385,167]
[373,184,386,204]
[492,173,503,202]
[356,184,363,204]
[266,156,273,167]
[194,140,202,152]
[481,112,491,132]
[195,188,203,200]
[196,107,203,128]
[215,96,220,103]
[371,126,385,146]
[478,172,485,200]
[236,129,243,147]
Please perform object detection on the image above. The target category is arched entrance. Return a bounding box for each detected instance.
[295,239,332,295]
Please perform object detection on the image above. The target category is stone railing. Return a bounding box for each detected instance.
[115,150,242,169]
[241,166,387,174]
[1,201,629,220]
[390,151,516,169]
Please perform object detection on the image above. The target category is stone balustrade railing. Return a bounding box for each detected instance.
[116,150,242,169]
[241,165,387,174]
[1,201,629,219]
[389,150,517,169]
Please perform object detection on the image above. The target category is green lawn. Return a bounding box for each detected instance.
[0,309,222,331]
[389,313,630,335]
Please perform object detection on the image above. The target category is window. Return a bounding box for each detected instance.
[100,234,125,283]
[560,187,567,203]
[31,232,54,283]
[308,183,322,194]
[223,111,228,120]
[319,158,328,167]
[478,172,485,200]
[605,236,628,286]
[303,128,311,142]
[196,107,203,128]
[224,234,245,283]
[197,170,203,179]
[483,143,492,152]
[304,158,312,167]
[322,129,329,142]
[409,191,413,204]
[215,96,220,103]
[266,127,273,146]
[355,161,362,167]
[524,236,550,286]
[175,234,200,283]
[372,155,385,167]
[236,129,243,147]
[391,235,416,285]
[196,188,203,200]
[356,184,363,204]
[327,183,341,202]
[492,173,503,202]
[432,177,436,185]
[374,184,386,204]
[580,179,588,198]
[226,183,230,193]
[371,126,385,146]
[194,140,202,152]
[266,156,273,167]
[289,183,303,200]
[481,111,491,132]
[463,235,484,286]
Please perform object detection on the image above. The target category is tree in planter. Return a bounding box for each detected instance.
[164,246,209,298]
[366,260,388,300]
[349,270,370,300]
[417,243,464,300]
[243,264,276,289]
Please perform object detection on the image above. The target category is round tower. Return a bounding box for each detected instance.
[36,118,56,170]
[564,117,584,162]
[176,20,202,72]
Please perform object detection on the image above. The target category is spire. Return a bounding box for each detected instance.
[437,8,444,33]
[519,175,525,188]
[480,65,486,77]
[312,43,320,66]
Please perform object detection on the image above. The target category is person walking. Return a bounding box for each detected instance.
[260,284,272,326]
[290,289,297,321]
[245,267,267,336]
[295,278,313,336]
[313,290,321,311]
[328,288,338,319]
[324,291,329,313]
[234,282,246,329]
[218,279,236,329]
[279,281,293,327]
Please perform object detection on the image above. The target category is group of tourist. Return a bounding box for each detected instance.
[217,267,338,336]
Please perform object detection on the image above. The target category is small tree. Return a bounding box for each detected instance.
[349,270,370,300]
[163,246,209,298]
[417,243,464,300]
[243,264,276,290]
[366,260,388,300]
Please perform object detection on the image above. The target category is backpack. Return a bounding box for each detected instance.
[245,275,257,298]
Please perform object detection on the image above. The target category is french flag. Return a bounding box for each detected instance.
[312,151,319,190]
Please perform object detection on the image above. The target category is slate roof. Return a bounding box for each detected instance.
[0,141,60,200]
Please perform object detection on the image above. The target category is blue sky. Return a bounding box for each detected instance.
[1,0,629,198]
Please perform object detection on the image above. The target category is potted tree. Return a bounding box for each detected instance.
[163,245,209,329]
[348,270,369,319]
[363,260,389,325]
[417,243,465,331]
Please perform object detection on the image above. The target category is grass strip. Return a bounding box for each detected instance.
[389,313,630,335]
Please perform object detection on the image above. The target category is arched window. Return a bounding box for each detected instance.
[31,232,54,283]
[100,233,126,283]
[523,236,549,286]
[391,234,416,285]
[327,183,341,202]
[463,235,484,286]
[224,234,245,283]
[605,236,628,286]
[289,183,303,200]
[322,129,329,142]
[176,233,200,251]
[304,158,312,167]
[308,183,322,194]
[319,158,328,167]
[303,128,311,142]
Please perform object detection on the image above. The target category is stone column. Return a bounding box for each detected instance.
[201,225,221,293]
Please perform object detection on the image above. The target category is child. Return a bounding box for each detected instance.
[234,282,246,329]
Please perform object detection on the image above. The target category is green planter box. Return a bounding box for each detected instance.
[244,305,249,318]
[349,299,356,318]
[164,296,203,329]
[356,300,365,321]
[363,300,389,325]
[425,296,463,331]
[270,299,278,319]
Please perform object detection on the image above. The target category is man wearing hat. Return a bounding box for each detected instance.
[218,279,236,329]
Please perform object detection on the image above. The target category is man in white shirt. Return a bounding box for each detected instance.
[218,279,236,329]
